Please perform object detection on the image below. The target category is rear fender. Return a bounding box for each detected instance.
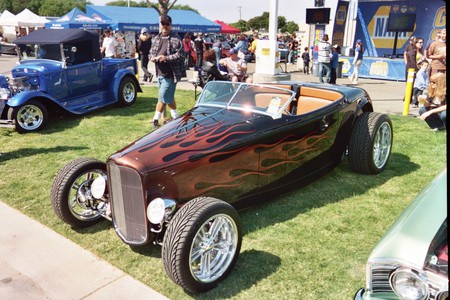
[109,69,142,101]
[356,96,374,116]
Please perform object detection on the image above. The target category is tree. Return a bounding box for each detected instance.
[229,20,249,33]
[38,0,89,17]
[146,0,177,19]
[246,12,292,33]
[283,21,299,34]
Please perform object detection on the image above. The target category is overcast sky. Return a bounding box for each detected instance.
[88,0,336,24]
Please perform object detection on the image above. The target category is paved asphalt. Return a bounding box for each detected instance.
[0,54,417,299]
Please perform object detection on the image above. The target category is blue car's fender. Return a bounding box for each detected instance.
[7,90,58,108]
[109,69,142,102]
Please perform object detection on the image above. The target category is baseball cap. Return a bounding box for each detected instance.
[141,28,148,34]
[229,49,238,55]
[332,44,339,48]
[356,39,361,43]
[160,15,172,24]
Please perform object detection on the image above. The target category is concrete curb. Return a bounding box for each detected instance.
[0,201,169,300]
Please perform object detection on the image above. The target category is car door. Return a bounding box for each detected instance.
[65,61,102,98]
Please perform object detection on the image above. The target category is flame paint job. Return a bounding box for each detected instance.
[108,94,349,205]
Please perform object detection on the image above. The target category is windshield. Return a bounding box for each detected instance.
[196,81,296,119]
[17,44,63,62]
[425,219,448,276]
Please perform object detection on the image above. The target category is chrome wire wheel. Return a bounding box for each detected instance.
[51,158,107,228]
[373,121,392,169]
[189,214,239,283]
[68,169,106,221]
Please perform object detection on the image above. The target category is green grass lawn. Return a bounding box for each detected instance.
[0,86,446,299]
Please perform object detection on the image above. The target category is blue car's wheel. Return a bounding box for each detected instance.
[118,76,137,106]
[8,100,48,133]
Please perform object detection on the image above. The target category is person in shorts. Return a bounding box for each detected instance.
[149,15,186,128]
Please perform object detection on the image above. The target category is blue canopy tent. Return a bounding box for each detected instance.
[86,5,221,33]
[45,7,110,30]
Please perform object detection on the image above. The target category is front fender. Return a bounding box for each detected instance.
[7,91,57,107]
[109,69,142,102]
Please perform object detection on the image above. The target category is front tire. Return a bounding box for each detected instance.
[8,100,48,133]
[51,158,107,228]
[118,76,137,106]
[348,112,393,174]
[162,197,242,293]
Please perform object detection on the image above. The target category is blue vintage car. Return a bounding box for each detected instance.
[0,29,142,133]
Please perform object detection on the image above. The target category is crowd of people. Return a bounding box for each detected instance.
[110,15,445,132]
[404,29,446,131]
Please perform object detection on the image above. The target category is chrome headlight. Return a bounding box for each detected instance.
[0,88,10,100]
[91,176,107,199]
[389,268,429,300]
[147,198,176,224]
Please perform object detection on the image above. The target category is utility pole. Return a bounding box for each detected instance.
[237,6,242,20]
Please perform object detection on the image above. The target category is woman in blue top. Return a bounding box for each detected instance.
[233,34,249,58]
[348,39,363,84]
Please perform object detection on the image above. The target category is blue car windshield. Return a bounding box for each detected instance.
[17,44,63,62]
[196,81,296,119]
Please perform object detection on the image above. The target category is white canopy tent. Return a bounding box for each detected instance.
[0,10,16,26]
[0,9,49,27]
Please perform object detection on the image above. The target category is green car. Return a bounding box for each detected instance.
[355,169,448,300]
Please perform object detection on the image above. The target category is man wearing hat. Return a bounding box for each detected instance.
[101,29,117,58]
[219,49,252,83]
[137,27,153,82]
[149,15,186,129]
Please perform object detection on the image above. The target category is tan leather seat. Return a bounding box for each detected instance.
[296,97,333,115]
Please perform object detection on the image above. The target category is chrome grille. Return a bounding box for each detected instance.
[108,162,148,245]
[370,264,447,299]
[371,265,395,293]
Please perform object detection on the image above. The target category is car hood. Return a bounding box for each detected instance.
[368,169,447,269]
[13,60,64,74]
[109,106,260,173]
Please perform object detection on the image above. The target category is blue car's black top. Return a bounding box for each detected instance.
[14,29,102,61]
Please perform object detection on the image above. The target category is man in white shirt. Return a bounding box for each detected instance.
[101,29,117,58]
[318,34,331,83]
[219,49,252,83]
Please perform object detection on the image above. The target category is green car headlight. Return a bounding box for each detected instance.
[389,267,429,300]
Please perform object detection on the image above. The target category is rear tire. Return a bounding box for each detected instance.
[118,76,137,106]
[348,112,393,174]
